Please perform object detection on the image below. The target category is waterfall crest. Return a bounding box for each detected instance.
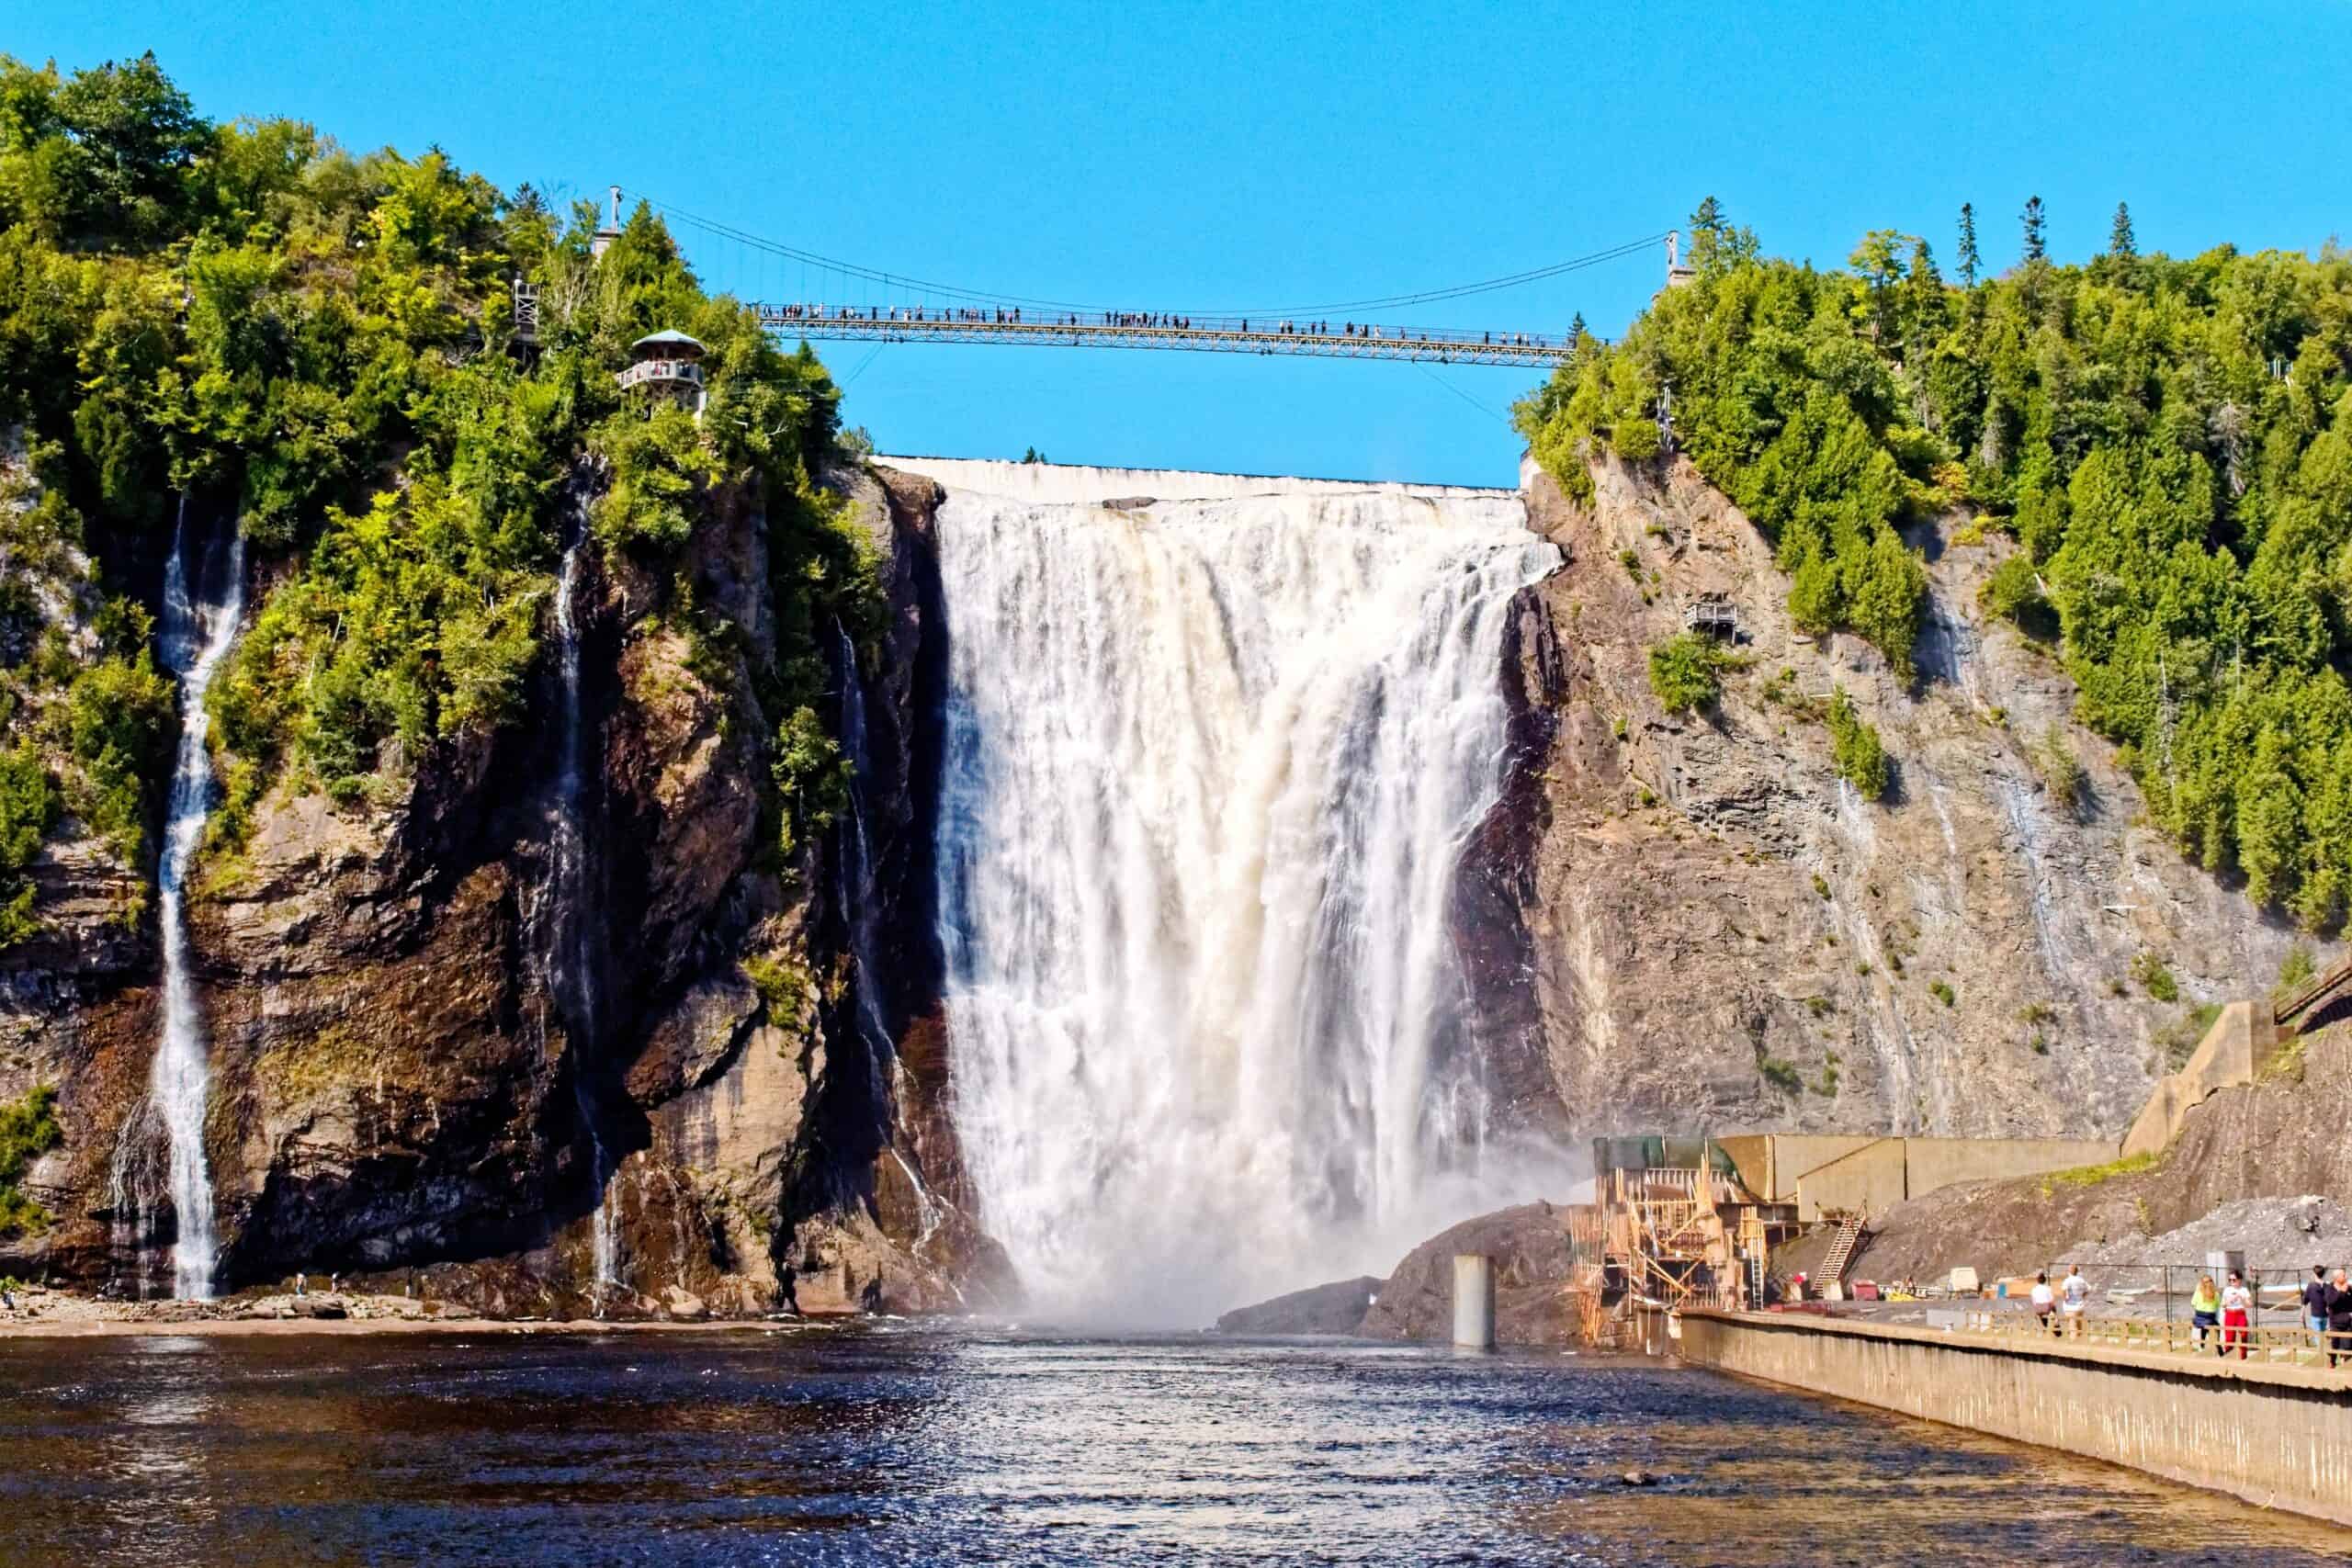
[905,458,1559,1324]
[116,502,242,1299]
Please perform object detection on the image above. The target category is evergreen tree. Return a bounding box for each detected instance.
[2021,196,2047,263]
[1685,195,1756,275]
[2108,200,2136,258]
[1956,202,1979,288]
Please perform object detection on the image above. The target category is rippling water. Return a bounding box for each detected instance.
[0,1328,2340,1565]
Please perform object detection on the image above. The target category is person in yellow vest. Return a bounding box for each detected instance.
[2189,1274,2221,1353]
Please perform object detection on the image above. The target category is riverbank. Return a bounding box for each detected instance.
[0,1285,835,1337]
[1678,1308,2352,1529]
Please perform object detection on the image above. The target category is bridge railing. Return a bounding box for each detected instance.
[1945,1304,2352,1373]
[752,302,1576,355]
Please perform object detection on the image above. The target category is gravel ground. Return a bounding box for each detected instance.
[2064,1195,2352,1269]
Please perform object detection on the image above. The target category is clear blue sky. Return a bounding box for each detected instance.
[32,0,2352,485]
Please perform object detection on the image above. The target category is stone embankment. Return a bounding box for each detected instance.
[1678,1309,2352,1528]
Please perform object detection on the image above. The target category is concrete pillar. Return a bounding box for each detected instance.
[1453,1253,1496,1349]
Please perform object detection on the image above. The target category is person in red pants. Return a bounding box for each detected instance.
[2220,1270,2255,1359]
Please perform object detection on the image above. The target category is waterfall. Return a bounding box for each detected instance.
[548,532,618,1302]
[120,500,242,1300]
[900,457,1559,1324]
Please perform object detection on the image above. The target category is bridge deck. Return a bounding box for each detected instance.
[754,305,1575,367]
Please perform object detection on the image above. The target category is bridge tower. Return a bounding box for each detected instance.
[592,185,624,260]
[1665,230,1696,289]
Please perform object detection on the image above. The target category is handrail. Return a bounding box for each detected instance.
[751,302,1579,368]
[2274,953,2352,1028]
[1948,1308,2352,1373]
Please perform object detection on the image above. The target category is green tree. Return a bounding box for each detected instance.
[0,1084,62,1237]
[2020,196,2047,263]
[1956,202,1979,288]
[2108,201,2136,259]
[1826,686,1891,799]
[1648,631,1728,713]
[0,744,59,948]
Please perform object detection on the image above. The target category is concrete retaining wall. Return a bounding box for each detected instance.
[1678,1310,2352,1527]
[2122,1000,2280,1159]
[1792,1134,2120,1220]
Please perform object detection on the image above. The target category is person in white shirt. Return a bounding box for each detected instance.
[2030,1271,2057,1335]
[2059,1264,2089,1337]
[2220,1271,2255,1359]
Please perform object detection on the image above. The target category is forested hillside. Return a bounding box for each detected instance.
[1518,199,2352,928]
[0,51,868,944]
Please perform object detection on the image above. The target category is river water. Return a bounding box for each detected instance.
[0,1328,2339,1565]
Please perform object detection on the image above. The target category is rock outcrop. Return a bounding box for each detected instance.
[1498,453,2312,1143]
[0,461,993,1315]
[3,443,2335,1314]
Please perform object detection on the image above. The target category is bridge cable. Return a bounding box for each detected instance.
[1412,364,1521,432]
[625,188,1667,320]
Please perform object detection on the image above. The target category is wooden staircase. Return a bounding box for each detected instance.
[1815,1211,1864,1295]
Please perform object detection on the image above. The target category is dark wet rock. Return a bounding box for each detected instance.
[1358,1202,1578,1348]
[1215,1275,1382,1335]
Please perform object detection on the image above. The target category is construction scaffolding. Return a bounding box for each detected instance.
[1564,1136,1804,1347]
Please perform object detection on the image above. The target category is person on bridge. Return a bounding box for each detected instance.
[2220,1270,2254,1359]
[2029,1271,2056,1334]
[2327,1269,2352,1368]
[2305,1265,2333,1348]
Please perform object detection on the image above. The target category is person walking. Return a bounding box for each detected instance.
[2059,1264,2089,1338]
[2030,1271,2057,1335]
[2220,1270,2254,1359]
[2328,1269,2352,1370]
[2304,1265,2332,1353]
[2190,1273,2222,1352]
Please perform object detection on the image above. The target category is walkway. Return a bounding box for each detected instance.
[754,304,1577,367]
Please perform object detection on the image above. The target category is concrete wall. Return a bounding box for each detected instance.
[1793,1138,1905,1220]
[1788,1135,2119,1221]
[2123,1000,2280,1159]
[1678,1311,2352,1528]
[1901,1135,2119,1194]
[1716,1134,1876,1202]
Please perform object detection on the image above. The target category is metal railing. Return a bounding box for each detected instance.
[1948,1305,2352,1372]
[617,357,706,390]
[752,302,1578,367]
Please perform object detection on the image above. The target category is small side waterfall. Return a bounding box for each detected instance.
[546,527,619,1303]
[905,458,1561,1324]
[113,500,242,1300]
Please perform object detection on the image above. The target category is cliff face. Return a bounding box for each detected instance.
[0,463,987,1314]
[4,444,2331,1309]
[1499,454,2310,1143]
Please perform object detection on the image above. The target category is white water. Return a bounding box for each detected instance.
[548,536,619,1301]
[146,502,243,1299]
[900,457,1560,1324]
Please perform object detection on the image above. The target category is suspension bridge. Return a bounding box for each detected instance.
[618,189,1676,369]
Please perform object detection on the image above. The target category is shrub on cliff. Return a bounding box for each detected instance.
[1647,632,1729,714]
[1826,687,1889,800]
[0,1084,61,1236]
[0,744,58,950]
[1520,196,2352,929]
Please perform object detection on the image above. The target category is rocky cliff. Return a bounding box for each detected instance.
[0,459,995,1314]
[1490,453,2316,1144]
[3,444,2335,1312]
